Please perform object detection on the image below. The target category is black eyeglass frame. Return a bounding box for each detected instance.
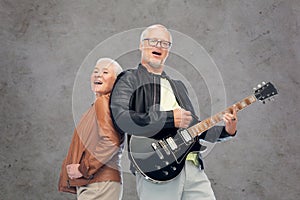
[143,38,172,49]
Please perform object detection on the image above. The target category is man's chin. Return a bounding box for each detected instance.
[148,61,163,69]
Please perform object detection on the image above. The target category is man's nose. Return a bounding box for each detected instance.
[155,41,163,48]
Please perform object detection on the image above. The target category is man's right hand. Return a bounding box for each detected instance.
[173,108,192,128]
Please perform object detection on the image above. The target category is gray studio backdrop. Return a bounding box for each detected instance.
[1,0,299,200]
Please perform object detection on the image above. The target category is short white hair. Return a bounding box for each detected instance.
[140,24,172,43]
[95,58,123,76]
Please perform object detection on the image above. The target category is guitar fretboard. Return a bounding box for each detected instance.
[187,95,257,138]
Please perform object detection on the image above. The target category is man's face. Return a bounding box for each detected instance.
[140,28,171,68]
[90,63,116,95]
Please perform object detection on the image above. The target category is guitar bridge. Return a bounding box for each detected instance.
[158,140,170,155]
[151,143,164,160]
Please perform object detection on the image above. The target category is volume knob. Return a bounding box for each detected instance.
[162,171,169,176]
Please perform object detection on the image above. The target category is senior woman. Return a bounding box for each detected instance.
[58,58,124,200]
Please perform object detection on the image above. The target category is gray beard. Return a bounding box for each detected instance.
[148,61,163,69]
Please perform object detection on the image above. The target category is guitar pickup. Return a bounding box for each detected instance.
[179,129,192,143]
[165,137,178,151]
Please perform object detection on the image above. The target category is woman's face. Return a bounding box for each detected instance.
[90,63,116,96]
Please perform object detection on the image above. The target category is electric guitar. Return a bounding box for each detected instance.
[128,82,278,183]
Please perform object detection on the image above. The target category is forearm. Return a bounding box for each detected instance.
[199,126,236,143]
[78,144,119,178]
[112,109,175,137]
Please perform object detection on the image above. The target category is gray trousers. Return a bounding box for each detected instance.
[77,181,122,200]
[136,161,216,200]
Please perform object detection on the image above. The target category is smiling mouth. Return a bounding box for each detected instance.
[152,51,162,56]
[94,81,102,85]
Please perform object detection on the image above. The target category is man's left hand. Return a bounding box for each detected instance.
[223,105,238,135]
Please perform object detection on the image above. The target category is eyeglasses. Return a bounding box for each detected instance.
[143,38,172,49]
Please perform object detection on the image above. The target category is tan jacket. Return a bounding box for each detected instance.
[58,94,124,194]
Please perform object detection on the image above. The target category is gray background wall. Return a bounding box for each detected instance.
[1,0,299,199]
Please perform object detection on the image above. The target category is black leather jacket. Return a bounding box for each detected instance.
[110,64,233,151]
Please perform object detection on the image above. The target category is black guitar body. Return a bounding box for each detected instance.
[128,130,196,183]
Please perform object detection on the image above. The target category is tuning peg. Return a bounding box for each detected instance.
[262,81,266,85]
[257,84,262,88]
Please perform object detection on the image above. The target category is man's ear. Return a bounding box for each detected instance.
[139,42,143,52]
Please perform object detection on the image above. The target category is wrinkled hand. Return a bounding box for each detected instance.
[223,105,238,135]
[66,164,83,179]
[174,108,192,128]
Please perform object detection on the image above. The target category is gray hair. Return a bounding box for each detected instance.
[140,24,172,43]
[95,58,123,76]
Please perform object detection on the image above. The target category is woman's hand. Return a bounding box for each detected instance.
[66,164,83,179]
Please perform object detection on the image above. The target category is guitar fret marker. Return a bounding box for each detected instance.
[245,99,251,105]
[236,103,242,110]
[241,101,247,107]
[211,117,216,124]
[249,95,256,102]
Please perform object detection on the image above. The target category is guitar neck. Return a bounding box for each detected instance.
[187,95,257,138]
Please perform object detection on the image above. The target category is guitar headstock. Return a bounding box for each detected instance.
[253,82,278,103]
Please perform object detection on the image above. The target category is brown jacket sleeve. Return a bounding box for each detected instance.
[78,94,121,178]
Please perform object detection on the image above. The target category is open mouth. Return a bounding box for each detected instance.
[94,81,103,85]
[152,51,162,56]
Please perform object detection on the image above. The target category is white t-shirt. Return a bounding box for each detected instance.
[160,78,181,111]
